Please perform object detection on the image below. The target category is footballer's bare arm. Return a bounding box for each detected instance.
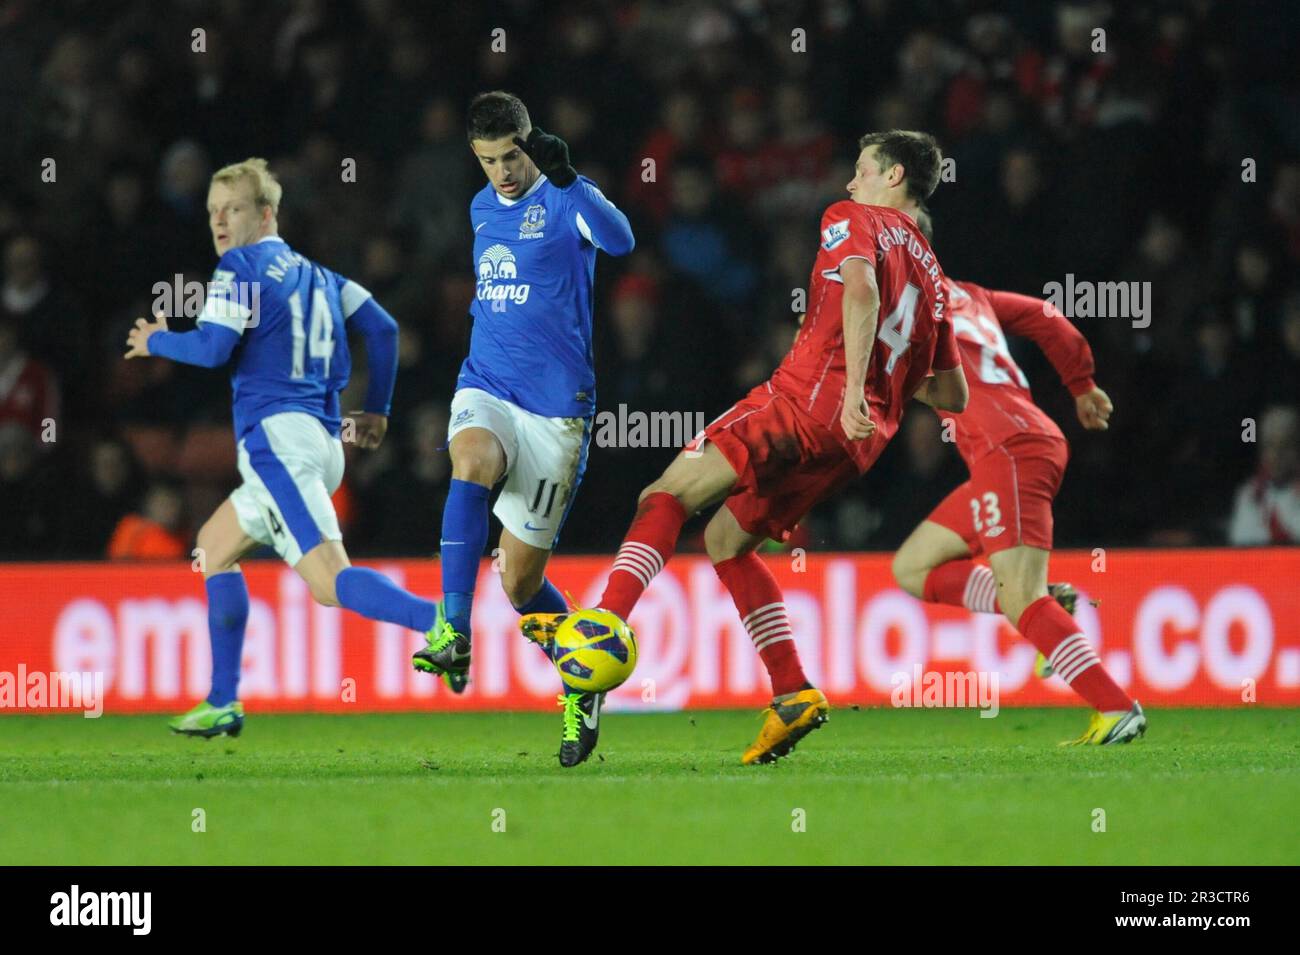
[839,258,880,440]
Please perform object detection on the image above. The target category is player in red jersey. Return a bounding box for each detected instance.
[890,209,1146,746]
[522,131,968,765]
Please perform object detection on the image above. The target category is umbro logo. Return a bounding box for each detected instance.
[985,526,1006,538]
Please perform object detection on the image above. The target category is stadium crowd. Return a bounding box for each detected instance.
[0,0,1296,559]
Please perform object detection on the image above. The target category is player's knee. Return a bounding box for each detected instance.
[304,572,341,608]
[451,432,505,485]
[196,522,237,576]
[702,514,749,563]
[451,453,499,486]
[702,522,732,562]
[500,568,543,609]
[310,582,341,608]
[195,523,218,564]
[637,480,673,505]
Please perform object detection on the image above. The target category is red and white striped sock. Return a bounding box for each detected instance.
[1018,595,1131,712]
[715,553,807,696]
[922,560,1000,613]
[599,492,688,619]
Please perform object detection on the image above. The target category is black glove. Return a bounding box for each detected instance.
[513,126,577,188]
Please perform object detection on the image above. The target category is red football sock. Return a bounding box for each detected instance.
[714,552,807,697]
[922,559,1000,613]
[1017,595,1132,712]
[599,492,688,619]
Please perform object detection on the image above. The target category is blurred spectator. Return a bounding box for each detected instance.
[1263,290,1300,405]
[1227,237,1284,347]
[392,96,476,268]
[713,88,771,199]
[1268,162,1300,266]
[187,26,267,155]
[365,23,437,156]
[1151,309,1262,539]
[280,30,357,150]
[64,439,141,557]
[34,34,98,145]
[0,315,59,443]
[757,82,837,220]
[601,273,672,410]
[897,31,965,122]
[354,401,450,555]
[942,13,1026,140]
[1033,3,1116,134]
[624,88,708,224]
[85,164,173,312]
[1228,406,1300,545]
[107,482,187,559]
[858,413,967,549]
[1119,212,1202,356]
[661,156,759,309]
[978,148,1055,292]
[156,140,215,272]
[0,423,64,557]
[1,235,86,397]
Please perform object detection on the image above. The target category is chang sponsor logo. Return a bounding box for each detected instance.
[477,244,531,305]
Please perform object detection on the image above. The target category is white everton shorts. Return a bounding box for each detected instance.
[230,412,345,566]
[448,388,591,550]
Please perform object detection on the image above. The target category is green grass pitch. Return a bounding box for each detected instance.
[2,708,1297,865]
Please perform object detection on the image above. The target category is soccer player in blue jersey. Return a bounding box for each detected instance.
[411,92,634,766]
[125,158,444,739]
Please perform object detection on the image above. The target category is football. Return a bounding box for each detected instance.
[551,609,638,694]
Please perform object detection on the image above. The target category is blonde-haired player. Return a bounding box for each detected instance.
[126,158,445,737]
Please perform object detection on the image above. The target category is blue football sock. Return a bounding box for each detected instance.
[205,571,249,707]
[336,567,439,632]
[513,578,567,615]
[514,578,568,662]
[440,479,491,636]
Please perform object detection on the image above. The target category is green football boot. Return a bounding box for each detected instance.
[441,671,469,694]
[557,690,604,768]
[413,601,471,689]
[168,700,245,739]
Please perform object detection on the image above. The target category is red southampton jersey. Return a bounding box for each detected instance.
[771,200,958,471]
[939,278,1097,464]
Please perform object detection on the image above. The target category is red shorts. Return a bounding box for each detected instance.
[926,434,1069,555]
[689,382,859,541]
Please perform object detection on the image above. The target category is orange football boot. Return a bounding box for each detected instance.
[742,687,830,765]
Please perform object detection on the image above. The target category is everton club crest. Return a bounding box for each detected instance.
[519,203,546,239]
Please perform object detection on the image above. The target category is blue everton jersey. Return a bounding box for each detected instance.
[198,235,371,438]
[459,174,633,418]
